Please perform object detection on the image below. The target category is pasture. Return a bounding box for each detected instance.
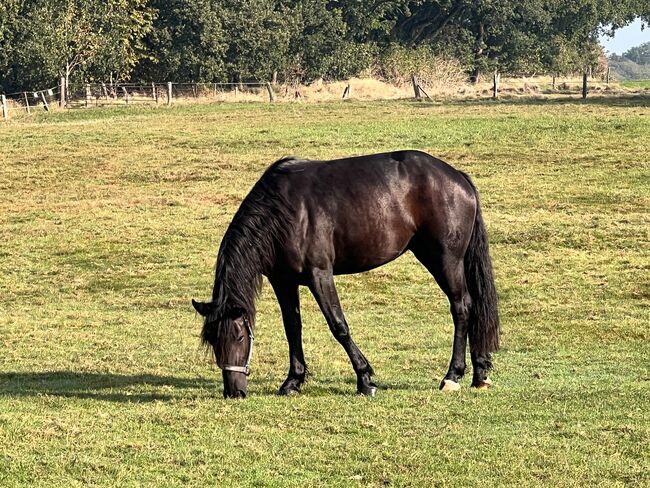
[620,79,650,90]
[1,97,648,487]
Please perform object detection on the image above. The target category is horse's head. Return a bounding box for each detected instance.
[192,299,254,399]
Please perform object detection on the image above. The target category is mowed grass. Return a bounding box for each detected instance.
[1,96,648,487]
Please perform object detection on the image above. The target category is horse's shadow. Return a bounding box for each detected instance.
[0,371,218,403]
[0,371,427,402]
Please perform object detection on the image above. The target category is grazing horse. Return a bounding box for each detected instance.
[192,150,500,398]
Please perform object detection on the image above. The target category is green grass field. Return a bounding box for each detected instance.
[620,79,650,89]
[1,96,649,487]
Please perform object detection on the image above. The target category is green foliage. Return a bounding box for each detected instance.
[84,0,156,82]
[1,0,153,92]
[220,0,292,82]
[609,41,650,80]
[0,0,21,92]
[623,40,650,64]
[133,0,227,82]
[2,0,650,90]
[286,0,361,81]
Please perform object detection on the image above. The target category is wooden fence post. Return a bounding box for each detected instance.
[412,75,421,99]
[1,95,8,119]
[552,75,556,90]
[121,86,129,104]
[167,82,173,105]
[342,83,351,99]
[23,93,31,114]
[582,71,588,99]
[40,92,49,111]
[85,84,92,107]
[152,82,158,103]
[59,77,66,107]
[492,70,500,99]
[102,83,109,101]
[266,82,275,102]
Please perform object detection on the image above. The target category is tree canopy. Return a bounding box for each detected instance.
[0,0,647,92]
[608,40,650,79]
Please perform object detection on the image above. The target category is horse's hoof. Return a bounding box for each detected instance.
[358,385,377,397]
[440,379,461,392]
[474,377,493,390]
[277,386,300,396]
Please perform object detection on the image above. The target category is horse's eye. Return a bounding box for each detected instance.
[237,335,245,343]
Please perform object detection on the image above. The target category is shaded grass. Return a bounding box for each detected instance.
[1,98,649,487]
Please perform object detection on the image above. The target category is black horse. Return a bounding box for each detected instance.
[192,150,499,398]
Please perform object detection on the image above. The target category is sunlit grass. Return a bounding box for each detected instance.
[1,98,649,487]
[620,79,650,89]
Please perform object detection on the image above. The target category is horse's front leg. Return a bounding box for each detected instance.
[308,268,377,396]
[270,279,307,395]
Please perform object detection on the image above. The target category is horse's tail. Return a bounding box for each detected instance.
[460,172,500,356]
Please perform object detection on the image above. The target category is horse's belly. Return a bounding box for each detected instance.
[298,178,420,275]
[331,247,408,275]
[330,217,414,274]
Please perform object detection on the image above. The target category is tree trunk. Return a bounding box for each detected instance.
[470,22,485,84]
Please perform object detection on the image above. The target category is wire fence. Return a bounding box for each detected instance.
[1,86,60,115]
[1,75,633,120]
[1,81,274,118]
[65,82,272,108]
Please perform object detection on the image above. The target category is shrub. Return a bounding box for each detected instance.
[374,44,466,93]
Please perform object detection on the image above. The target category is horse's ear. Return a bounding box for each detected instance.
[192,299,214,317]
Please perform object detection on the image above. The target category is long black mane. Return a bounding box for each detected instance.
[201,157,298,345]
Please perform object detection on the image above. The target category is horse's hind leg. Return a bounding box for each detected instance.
[270,279,307,395]
[308,268,377,396]
[470,350,492,389]
[410,238,470,391]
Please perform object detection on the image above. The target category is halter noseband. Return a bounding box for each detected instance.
[220,317,254,376]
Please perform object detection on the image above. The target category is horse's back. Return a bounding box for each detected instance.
[264,151,477,276]
[271,150,469,192]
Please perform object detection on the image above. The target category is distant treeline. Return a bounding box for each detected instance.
[1,0,648,93]
[609,41,650,79]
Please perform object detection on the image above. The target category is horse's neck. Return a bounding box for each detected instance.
[211,234,262,310]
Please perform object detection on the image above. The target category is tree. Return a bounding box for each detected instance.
[0,0,21,92]
[84,0,155,83]
[220,0,293,83]
[284,0,375,81]
[133,0,226,83]
[6,0,153,92]
[623,41,650,65]
[330,0,650,80]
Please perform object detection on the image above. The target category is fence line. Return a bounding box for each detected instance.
[0,81,278,118]
[62,81,275,108]
[1,87,59,117]
[1,75,622,120]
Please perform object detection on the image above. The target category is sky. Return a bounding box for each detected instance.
[599,18,650,55]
